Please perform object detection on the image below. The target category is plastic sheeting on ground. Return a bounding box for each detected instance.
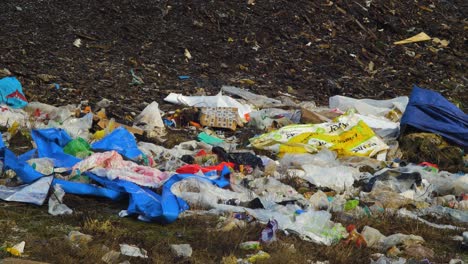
[72,151,169,188]
[0,176,53,205]
[91,127,143,160]
[400,86,468,148]
[164,92,252,120]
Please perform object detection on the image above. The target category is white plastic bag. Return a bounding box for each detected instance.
[329,95,408,118]
[133,101,165,133]
[164,92,252,120]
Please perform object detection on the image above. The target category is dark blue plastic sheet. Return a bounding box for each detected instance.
[401,86,468,148]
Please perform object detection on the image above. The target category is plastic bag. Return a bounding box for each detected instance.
[170,177,254,211]
[250,112,388,158]
[0,105,28,127]
[221,85,283,108]
[0,176,53,205]
[400,86,468,148]
[289,165,358,193]
[61,113,93,139]
[63,137,93,159]
[249,108,301,130]
[72,151,169,188]
[0,76,28,108]
[329,95,408,119]
[48,184,73,216]
[133,101,165,136]
[164,91,252,120]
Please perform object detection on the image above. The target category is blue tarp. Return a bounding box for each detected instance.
[1,127,230,223]
[401,86,468,148]
[0,76,28,108]
[91,127,143,160]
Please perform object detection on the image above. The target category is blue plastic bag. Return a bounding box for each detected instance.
[401,86,468,148]
[91,127,143,160]
[0,77,28,108]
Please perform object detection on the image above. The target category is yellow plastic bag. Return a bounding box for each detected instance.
[249,112,388,158]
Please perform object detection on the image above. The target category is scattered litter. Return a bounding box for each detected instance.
[119,244,148,258]
[170,244,193,258]
[101,250,120,264]
[67,231,93,244]
[48,184,73,216]
[73,38,82,48]
[394,32,431,45]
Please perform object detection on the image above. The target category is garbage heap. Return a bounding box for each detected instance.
[0,77,467,263]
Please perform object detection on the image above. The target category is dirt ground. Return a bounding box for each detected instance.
[0,0,466,120]
[0,0,467,263]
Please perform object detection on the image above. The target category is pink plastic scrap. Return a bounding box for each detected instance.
[72,151,169,188]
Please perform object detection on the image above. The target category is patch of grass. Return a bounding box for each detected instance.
[1,195,467,264]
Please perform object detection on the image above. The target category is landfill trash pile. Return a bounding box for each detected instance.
[1,75,467,263]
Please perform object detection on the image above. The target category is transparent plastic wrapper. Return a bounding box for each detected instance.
[249,108,301,130]
[164,92,252,120]
[221,85,283,108]
[0,105,29,127]
[25,102,76,123]
[338,156,385,172]
[72,151,169,188]
[250,112,388,158]
[48,184,73,216]
[133,101,166,135]
[0,176,53,205]
[288,165,358,193]
[138,142,190,170]
[281,149,340,168]
[388,165,467,196]
[380,233,424,251]
[361,226,386,248]
[329,95,408,120]
[361,187,414,209]
[171,177,255,212]
[421,206,468,223]
[61,113,93,139]
[355,113,400,139]
[397,208,460,230]
[26,158,54,175]
[248,177,306,204]
[289,210,346,245]
[309,190,330,211]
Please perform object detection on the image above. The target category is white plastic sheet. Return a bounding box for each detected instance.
[164,92,252,120]
[0,176,53,205]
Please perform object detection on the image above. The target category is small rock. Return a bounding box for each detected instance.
[101,250,120,264]
[67,231,93,244]
[170,244,192,258]
[15,6,23,11]
[119,244,148,258]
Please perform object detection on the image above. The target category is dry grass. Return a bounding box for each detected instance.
[1,196,467,264]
